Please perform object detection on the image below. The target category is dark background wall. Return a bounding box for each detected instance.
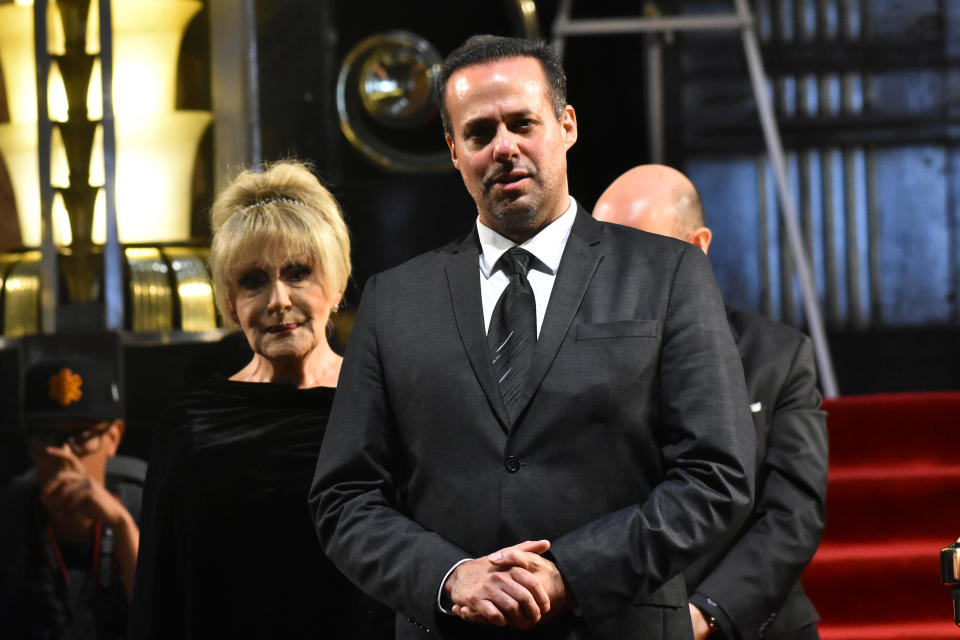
[1,0,958,478]
[251,0,960,395]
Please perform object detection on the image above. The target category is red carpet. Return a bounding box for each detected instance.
[805,392,960,638]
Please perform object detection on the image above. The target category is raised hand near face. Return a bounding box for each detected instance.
[40,445,130,530]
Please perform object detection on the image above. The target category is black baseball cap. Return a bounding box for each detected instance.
[23,356,122,426]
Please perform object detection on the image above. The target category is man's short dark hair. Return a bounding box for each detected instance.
[437,34,568,137]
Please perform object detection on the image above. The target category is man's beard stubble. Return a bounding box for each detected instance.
[480,162,544,239]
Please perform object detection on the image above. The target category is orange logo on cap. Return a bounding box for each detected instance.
[48,368,83,407]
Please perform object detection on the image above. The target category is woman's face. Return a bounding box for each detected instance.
[231,254,335,367]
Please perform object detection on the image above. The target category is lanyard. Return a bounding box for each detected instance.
[44,516,116,590]
[37,497,120,634]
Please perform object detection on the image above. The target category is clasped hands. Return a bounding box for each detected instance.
[444,539,573,629]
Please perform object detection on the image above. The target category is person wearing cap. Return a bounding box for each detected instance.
[0,355,143,640]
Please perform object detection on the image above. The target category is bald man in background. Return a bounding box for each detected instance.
[595,165,827,640]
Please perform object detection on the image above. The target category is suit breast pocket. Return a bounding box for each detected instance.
[575,320,660,340]
[554,320,661,396]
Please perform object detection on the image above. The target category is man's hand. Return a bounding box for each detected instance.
[40,446,128,529]
[445,540,552,629]
[690,603,717,640]
[480,540,574,624]
[451,539,576,628]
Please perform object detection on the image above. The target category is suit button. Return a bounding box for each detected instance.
[504,456,520,472]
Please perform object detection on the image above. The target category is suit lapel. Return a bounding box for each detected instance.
[511,207,603,422]
[444,229,512,431]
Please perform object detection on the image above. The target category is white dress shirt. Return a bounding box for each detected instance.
[477,196,578,337]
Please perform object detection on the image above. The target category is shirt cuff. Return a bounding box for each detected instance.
[690,592,734,638]
[437,558,472,614]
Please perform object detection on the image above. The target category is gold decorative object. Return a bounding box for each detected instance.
[125,247,173,333]
[1,251,42,337]
[0,0,217,335]
[163,247,216,333]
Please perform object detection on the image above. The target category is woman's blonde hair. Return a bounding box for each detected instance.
[208,160,351,327]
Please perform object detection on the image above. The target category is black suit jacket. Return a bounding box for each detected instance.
[687,307,828,639]
[311,208,757,639]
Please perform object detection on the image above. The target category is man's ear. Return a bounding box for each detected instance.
[686,227,713,255]
[445,133,459,170]
[561,105,578,150]
[104,419,125,457]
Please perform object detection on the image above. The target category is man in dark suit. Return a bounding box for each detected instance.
[311,36,756,639]
[594,164,828,640]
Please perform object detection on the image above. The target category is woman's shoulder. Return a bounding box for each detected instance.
[184,376,336,409]
[168,374,323,415]
[157,377,334,449]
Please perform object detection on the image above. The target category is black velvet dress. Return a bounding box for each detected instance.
[129,377,392,639]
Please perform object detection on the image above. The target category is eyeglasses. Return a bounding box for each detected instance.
[26,421,113,457]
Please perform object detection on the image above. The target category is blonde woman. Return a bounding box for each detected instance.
[130,161,390,639]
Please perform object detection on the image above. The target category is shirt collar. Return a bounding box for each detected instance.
[477,196,577,278]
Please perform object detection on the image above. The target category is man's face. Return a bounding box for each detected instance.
[444,57,577,243]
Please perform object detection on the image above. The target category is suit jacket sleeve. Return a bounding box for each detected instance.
[547,244,757,626]
[692,333,828,639]
[310,274,470,632]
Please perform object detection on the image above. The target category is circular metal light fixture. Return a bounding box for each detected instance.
[358,40,437,129]
[337,31,449,174]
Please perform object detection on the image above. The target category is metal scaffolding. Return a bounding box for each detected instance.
[552,0,840,397]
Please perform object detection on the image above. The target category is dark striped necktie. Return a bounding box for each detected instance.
[487,247,537,420]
